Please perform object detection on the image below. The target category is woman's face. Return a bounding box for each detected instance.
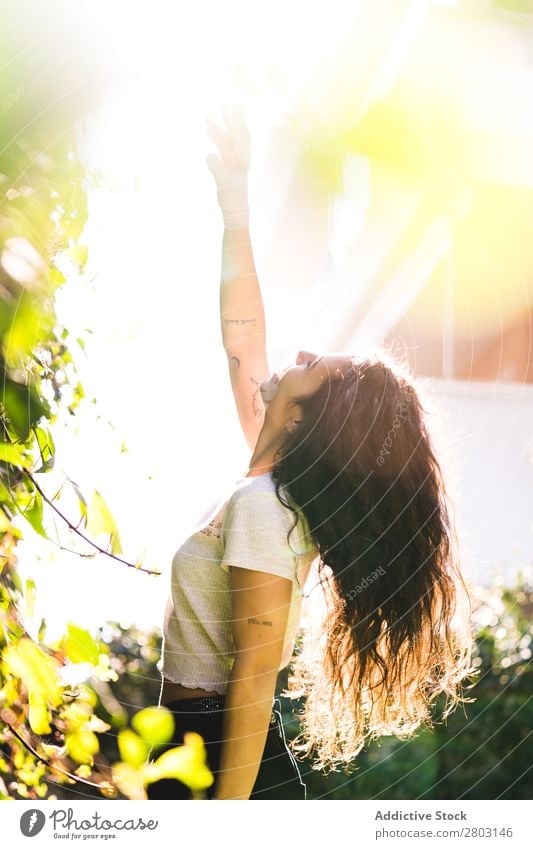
[260,350,354,414]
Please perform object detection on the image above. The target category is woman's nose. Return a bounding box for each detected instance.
[296,350,317,365]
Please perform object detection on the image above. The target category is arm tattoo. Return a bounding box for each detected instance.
[250,376,264,418]
[227,364,265,419]
[247,618,273,627]
[224,318,257,326]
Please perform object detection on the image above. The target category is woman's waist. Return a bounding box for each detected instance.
[161,679,223,703]
[159,687,280,727]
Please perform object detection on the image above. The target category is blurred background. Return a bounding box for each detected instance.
[8,0,531,639]
[0,0,531,800]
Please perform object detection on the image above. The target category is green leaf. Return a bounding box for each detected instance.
[23,492,47,538]
[25,578,37,618]
[48,266,66,289]
[2,378,50,442]
[86,489,122,555]
[38,618,47,641]
[74,764,92,779]
[118,728,150,768]
[0,511,13,534]
[33,426,55,473]
[147,733,213,791]
[131,706,174,749]
[28,693,52,735]
[3,638,62,707]
[0,441,31,468]
[65,730,99,765]
[0,477,17,510]
[65,244,88,268]
[36,458,54,474]
[9,566,23,594]
[67,476,87,520]
[3,293,51,363]
[63,623,101,665]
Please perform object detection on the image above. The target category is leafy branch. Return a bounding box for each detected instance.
[23,469,160,577]
[1,707,117,796]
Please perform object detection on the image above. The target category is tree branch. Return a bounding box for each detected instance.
[23,470,161,576]
[1,709,118,797]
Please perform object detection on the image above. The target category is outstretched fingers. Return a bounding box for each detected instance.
[206,103,250,172]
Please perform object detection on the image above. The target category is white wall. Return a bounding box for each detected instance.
[426,377,533,587]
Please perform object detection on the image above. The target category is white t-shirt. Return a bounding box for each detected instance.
[156,471,319,695]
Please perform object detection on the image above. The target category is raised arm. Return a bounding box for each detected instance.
[218,227,270,450]
[206,106,270,451]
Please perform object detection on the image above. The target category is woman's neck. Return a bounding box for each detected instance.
[245,418,284,477]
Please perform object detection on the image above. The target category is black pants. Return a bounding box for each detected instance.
[145,695,306,800]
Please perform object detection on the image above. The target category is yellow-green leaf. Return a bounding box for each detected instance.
[3,291,48,363]
[131,706,174,749]
[118,728,150,768]
[75,764,92,778]
[18,763,45,786]
[63,623,101,665]
[147,733,213,791]
[67,476,87,520]
[0,441,30,468]
[23,493,47,538]
[87,714,111,733]
[65,244,88,268]
[33,426,55,472]
[63,701,92,731]
[25,578,37,619]
[65,730,99,765]
[28,693,52,735]
[86,489,122,555]
[2,379,49,441]
[3,638,62,707]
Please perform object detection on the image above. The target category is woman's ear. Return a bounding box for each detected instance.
[282,401,304,434]
[282,418,301,434]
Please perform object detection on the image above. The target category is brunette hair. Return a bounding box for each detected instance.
[271,351,475,772]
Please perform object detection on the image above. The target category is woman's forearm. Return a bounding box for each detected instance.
[213,661,278,800]
[220,227,266,354]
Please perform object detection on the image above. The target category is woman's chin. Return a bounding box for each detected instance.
[259,378,280,403]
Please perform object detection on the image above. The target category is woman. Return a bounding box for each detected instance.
[146,106,475,801]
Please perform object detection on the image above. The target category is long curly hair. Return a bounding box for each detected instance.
[271,350,476,772]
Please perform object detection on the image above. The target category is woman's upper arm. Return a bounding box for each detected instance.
[226,347,270,452]
[229,565,292,671]
[222,490,297,669]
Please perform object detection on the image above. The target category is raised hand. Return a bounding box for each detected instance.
[206,103,251,230]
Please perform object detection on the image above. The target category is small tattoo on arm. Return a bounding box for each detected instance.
[247,618,273,627]
[249,376,265,418]
[230,356,240,370]
[224,318,257,326]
